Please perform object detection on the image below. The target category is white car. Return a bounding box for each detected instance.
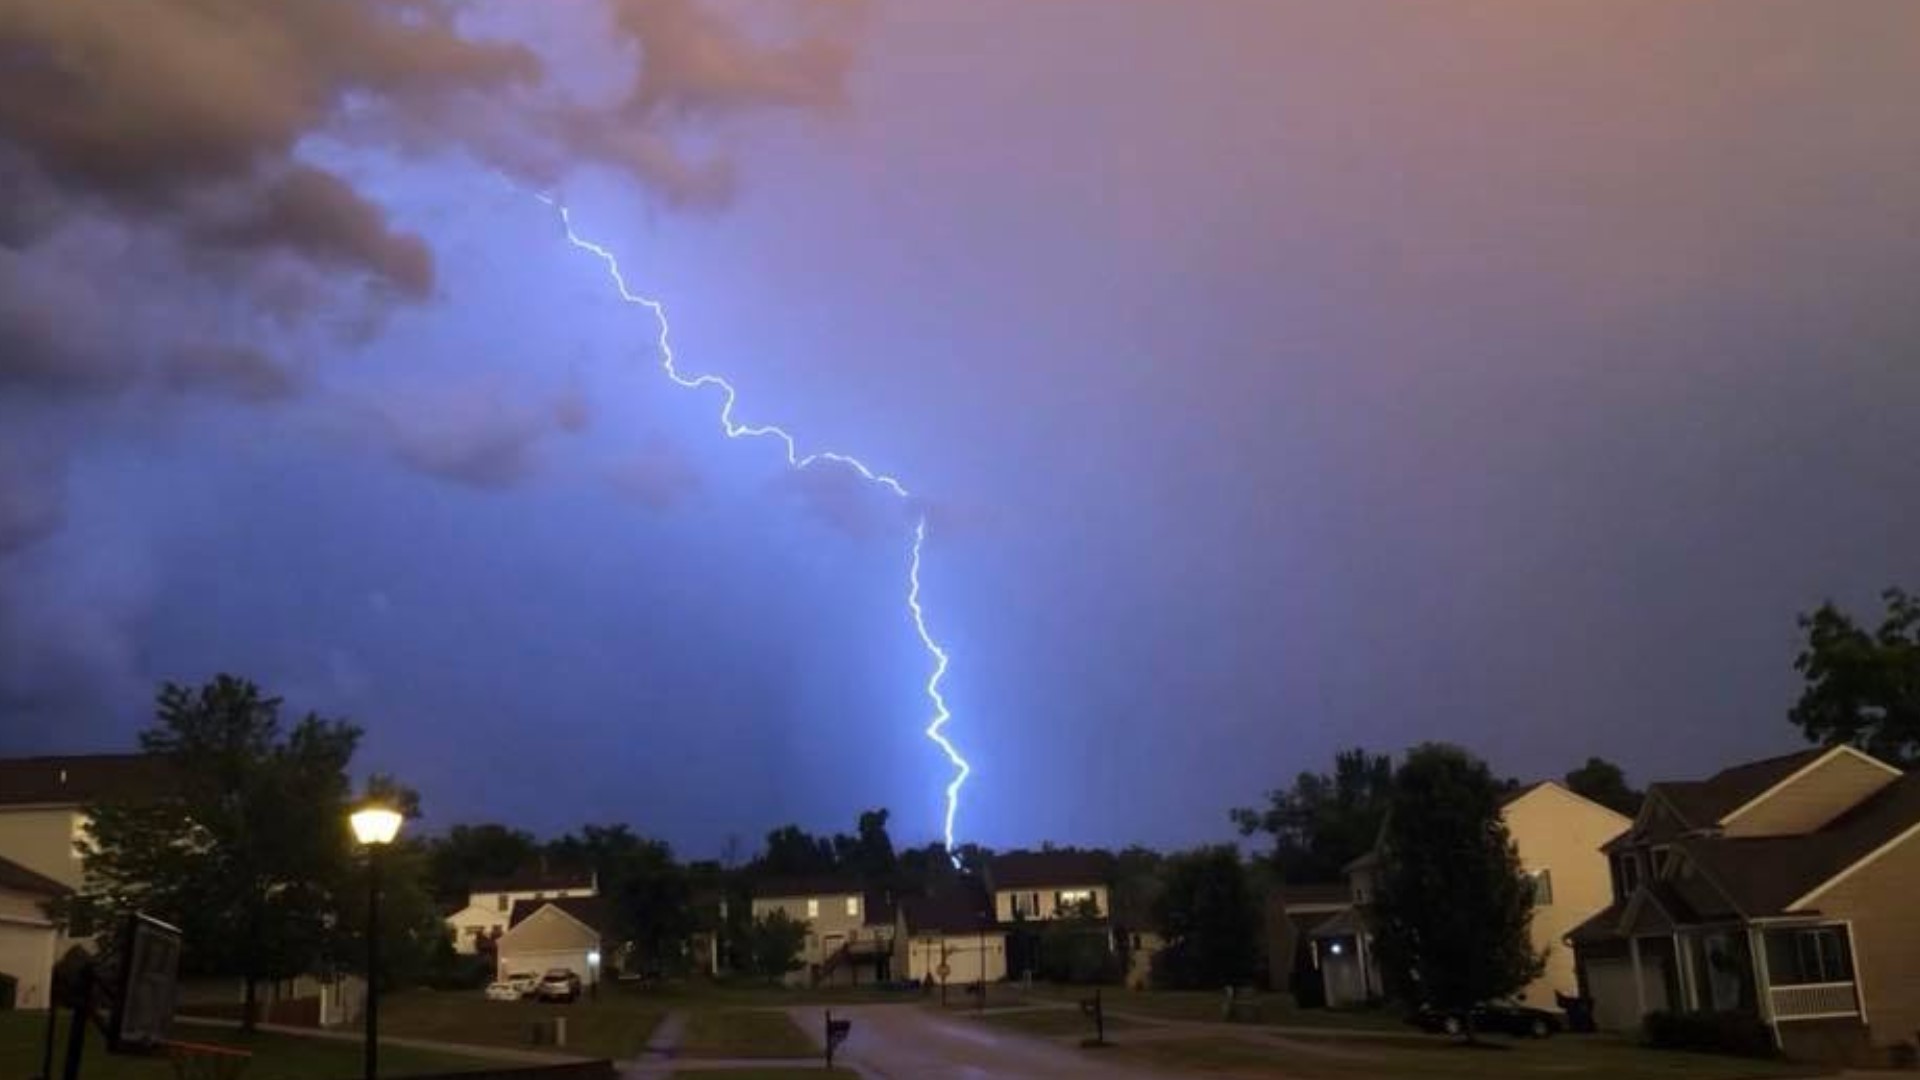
[504,972,540,996]
[484,981,522,1001]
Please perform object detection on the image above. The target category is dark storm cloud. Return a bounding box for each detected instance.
[0,0,865,726]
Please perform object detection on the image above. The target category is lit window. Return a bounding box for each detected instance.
[71,813,93,858]
[807,898,820,918]
[846,896,860,917]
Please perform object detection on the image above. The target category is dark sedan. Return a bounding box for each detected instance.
[1410,1001,1564,1038]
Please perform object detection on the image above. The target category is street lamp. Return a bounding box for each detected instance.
[350,802,404,1080]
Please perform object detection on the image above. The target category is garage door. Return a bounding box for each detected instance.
[0,922,56,1009]
[501,948,592,983]
[1585,958,1666,1031]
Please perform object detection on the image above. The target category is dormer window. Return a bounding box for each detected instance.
[1618,853,1642,896]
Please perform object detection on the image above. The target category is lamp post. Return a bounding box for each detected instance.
[349,802,404,1080]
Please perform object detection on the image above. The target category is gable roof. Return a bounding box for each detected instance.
[0,854,70,897]
[1500,780,1551,807]
[898,892,1000,935]
[988,850,1112,890]
[0,754,173,807]
[751,875,867,901]
[1648,748,1829,830]
[1278,882,1351,909]
[470,868,596,895]
[507,896,610,936]
[1678,770,1920,916]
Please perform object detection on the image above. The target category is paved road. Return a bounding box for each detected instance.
[785,1004,1187,1079]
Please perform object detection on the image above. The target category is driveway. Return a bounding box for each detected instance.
[783,1004,1188,1079]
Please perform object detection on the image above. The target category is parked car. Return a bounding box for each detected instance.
[1409,1001,1563,1038]
[535,968,582,1003]
[484,981,523,1002]
[504,972,540,997]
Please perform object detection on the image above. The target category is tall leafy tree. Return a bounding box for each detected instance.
[1233,747,1394,882]
[1563,757,1643,816]
[1791,587,1920,765]
[744,910,808,982]
[426,823,539,906]
[1371,744,1543,1035]
[1150,845,1261,989]
[78,675,361,1030]
[755,824,838,877]
[832,808,897,883]
[547,825,692,971]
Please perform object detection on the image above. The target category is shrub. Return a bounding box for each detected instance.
[1642,1010,1777,1059]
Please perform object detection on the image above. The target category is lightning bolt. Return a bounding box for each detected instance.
[537,193,970,855]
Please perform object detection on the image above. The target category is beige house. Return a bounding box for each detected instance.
[1569,745,1920,1062]
[495,896,609,987]
[895,892,1007,985]
[986,851,1111,923]
[1312,780,1629,1009]
[445,869,597,955]
[0,754,170,1010]
[750,877,895,986]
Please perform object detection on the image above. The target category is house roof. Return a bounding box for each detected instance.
[1679,769,1920,916]
[988,850,1112,890]
[898,892,1000,935]
[1500,780,1551,807]
[1307,906,1365,939]
[0,854,69,897]
[507,896,610,936]
[1279,882,1351,909]
[0,754,173,807]
[470,868,596,895]
[1649,748,1830,830]
[751,875,867,901]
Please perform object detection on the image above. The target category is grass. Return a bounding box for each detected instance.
[668,1070,857,1079]
[1112,1033,1832,1079]
[618,978,919,1008]
[1017,983,1408,1031]
[676,1009,816,1058]
[0,1011,495,1079]
[378,987,664,1061]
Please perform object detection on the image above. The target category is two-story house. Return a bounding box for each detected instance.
[1568,745,1920,1062]
[1311,780,1629,1008]
[986,851,1112,923]
[750,877,895,986]
[0,754,170,1009]
[444,868,598,954]
[895,885,1007,986]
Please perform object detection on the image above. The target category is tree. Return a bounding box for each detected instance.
[1791,588,1920,765]
[744,909,808,982]
[1233,748,1394,882]
[1563,757,1643,816]
[755,824,837,877]
[426,823,539,906]
[77,675,361,1031]
[1150,846,1261,989]
[1370,744,1543,1036]
[832,808,897,883]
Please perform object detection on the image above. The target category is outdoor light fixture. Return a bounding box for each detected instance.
[350,804,404,847]
[349,800,404,1080]
[1330,942,1345,956]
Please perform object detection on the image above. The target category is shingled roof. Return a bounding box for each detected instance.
[0,754,173,807]
[987,850,1112,890]
[1648,748,1829,830]
[0,854,70,897]
[898,891,999,935]
[508,896,611,935]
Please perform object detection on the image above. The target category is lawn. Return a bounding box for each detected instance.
[1018,983,1407,1031]
[668,1070,857,1079]
[378,988,664,1061]
[622,979,919,1009]
[0,1011,495,1079]
[1112,1033,1831,1079]
[676,1009,816,1059]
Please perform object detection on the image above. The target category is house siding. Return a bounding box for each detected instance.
[1722,753,1897,838]
[1800,829,1920,1050]
[1502,785,1631,1007]
[752,893,870,982]
[993,884,1108,922]
[0,807,84,887]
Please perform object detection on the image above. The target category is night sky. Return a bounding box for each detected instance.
[3,2,1917,857]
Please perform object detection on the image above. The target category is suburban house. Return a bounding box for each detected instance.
[1311,780,1630,1009]
[0,754,170,1010]
[1568,745,1920,1061]
[445,868,598,954]
[1266,882,1352,1003]
[494,896,611,988]
[895,889,1008,986]
[750,877,895,986]
[986,850,1112,923]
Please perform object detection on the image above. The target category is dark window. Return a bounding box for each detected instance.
[1618,854,1641,897]
[1766,927,1854,985]
[1530,869,1554,906]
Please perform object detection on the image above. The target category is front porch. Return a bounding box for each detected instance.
[1585,920,1864,1035]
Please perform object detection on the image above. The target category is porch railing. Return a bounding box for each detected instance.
[1770,981,1859,1020]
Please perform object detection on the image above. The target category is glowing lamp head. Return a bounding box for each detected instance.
[587,950,601,967]
[1329,942,1345,956]
[350,803,404,847]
